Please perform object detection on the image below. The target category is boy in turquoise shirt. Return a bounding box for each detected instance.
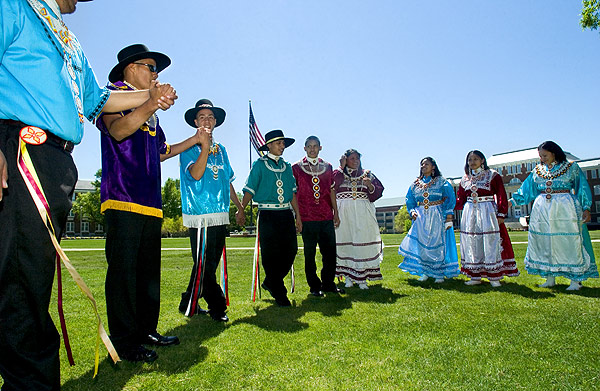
[241,130,301,306]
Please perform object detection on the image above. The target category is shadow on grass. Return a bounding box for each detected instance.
[547,284,600,298]
[61,316,226,390]
[232,285,405,333]
[405,278,556,299]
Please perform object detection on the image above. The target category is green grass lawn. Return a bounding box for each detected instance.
[4,232,600,390]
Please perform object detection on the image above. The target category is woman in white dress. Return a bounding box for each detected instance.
[333,149,384,289]
[510,141,597,290]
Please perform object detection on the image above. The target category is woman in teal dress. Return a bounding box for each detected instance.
[510,141,597,290]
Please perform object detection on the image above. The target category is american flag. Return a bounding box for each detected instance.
[249,101,265,157]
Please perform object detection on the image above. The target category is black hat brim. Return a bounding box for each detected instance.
[184,107,226,128]
[258,137,295,151]
[108,51,171,83]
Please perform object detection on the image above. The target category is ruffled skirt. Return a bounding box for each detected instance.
[335,199,383,282]
[398,205,460,278]
[525,193,598,280]
[460,201,519,280]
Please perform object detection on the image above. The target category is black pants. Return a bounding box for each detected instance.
[104,209,162,351]
[258,210,298,298]
[179,225,227,316]
[301,220,337,291]
[0,122,76,391]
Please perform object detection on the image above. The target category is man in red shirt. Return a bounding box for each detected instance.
[292,136,344,296]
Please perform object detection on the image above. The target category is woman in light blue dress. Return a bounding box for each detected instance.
[398,157,460,282]
[510,141,597,290]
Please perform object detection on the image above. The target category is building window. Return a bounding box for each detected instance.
[508,166,512,174]
[81,221,89,233]
[594,185,600,196]
[66,222,74,233]
[96,224,104,233]
[596,201,600,212]
[592,170,598,180]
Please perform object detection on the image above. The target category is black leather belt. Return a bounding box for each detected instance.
[0,119,75,153]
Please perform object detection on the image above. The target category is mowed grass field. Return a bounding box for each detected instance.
[3,232,600,390]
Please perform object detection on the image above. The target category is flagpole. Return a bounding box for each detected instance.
[248,100,254,229]
[249,100,252,171]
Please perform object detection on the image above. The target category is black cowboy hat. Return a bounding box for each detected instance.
[184,99,226,128]
[258,130,295,151]
[108,44,171,83]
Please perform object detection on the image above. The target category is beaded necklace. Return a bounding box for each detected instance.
[344,168,370,200]
[535,161,572,180]
[535,161,572,201]
[306,159,324,204]
[26,0,84,123]
[414,176,437,210]
[264,157,287,203]
[203,143,223,180]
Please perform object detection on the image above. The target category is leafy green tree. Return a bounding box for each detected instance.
[161,216,187,237]
[162,178,181,219]
[393,206,412,233]
[581,0,600,31]
[72,169,103,226]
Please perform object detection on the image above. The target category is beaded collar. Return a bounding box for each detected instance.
[343,168,369,182]
[535,161,572,180]
[461,169,494,191]
[300,157,327,176]
[413,176,438,190]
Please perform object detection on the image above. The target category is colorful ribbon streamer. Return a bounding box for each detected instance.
[17,139,119,377]
[220,247,229,306]
[251,215,261,301]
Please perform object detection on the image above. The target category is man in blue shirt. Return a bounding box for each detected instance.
[0,1,177,389]
[178,99,245,321]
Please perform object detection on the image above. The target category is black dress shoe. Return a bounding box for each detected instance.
[323,287,345,294]
[210,313,229,322]
[310,290,324,297]
[143,332,180,347]
[119,345,158,363]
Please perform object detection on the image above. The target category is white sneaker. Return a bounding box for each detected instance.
[434,278,444,283]
[464,279,482,286]
[358,282,369,290]
[566,280,582,291]
[345,279,353,288]
[490,281,502,288]
[418,275,429,282]
[539,276,556,288]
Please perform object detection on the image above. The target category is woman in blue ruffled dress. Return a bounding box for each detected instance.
[510,141,598,290]
[398,157,460,282]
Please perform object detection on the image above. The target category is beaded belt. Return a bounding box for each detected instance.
[337,192,369,200]
[467,195,495,203]
[0,119,75,153]
[418,199,443,207]
[258,202,291,210]
[544,189,570,200]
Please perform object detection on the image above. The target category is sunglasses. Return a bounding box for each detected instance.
[133,62,158,73]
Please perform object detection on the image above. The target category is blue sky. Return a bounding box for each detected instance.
[66,0,600,198]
